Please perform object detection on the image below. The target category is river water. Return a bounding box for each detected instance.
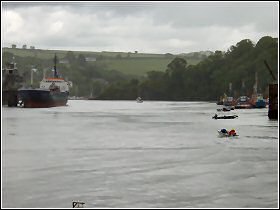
[2,100,278,208]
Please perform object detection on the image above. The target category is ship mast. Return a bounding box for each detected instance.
[53,54,58,78]
[253,71,258,94]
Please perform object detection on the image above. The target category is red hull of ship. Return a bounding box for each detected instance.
[23,100,67,108]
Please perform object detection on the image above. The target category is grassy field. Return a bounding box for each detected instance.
[99,57,202,76]
[99,58,172,76]
[3,47,205,76]
[3,48,68,59]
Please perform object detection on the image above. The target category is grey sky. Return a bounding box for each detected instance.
[2,1,279,54]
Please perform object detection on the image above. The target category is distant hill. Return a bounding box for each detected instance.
[2,47,211,76]
[179,50,214,57]
[97,36,278,101]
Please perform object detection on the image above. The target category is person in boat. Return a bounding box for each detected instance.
[228,129,237,136]
[220,128,228,134]
[136,97,143,102]
[223,107,231,111]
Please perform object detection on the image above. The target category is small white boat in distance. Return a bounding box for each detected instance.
[136,97,143,103]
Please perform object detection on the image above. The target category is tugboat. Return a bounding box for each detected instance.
[18,54,72,108]
[2,61,24,107]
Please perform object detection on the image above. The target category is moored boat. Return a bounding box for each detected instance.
[212,114,238,119]
[250,94,267,108]
[217,106,235,112]
[223,96,236,107]
[235,96,252,109]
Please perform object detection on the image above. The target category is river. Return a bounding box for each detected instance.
[2,100,278,208]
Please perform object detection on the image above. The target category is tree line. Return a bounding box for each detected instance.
[98,36,278,101]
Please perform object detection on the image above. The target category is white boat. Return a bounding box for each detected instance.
[136,97,143,103]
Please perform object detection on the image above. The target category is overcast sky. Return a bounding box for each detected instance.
[2,1,279,54]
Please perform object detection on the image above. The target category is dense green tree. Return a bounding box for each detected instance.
[77,54,86,66]
[165,57,187,100]
[139,71,166,100]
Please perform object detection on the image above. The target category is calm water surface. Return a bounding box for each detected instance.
[2,100,278,208]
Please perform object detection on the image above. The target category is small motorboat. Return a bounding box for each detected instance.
[217,106,234,112]
[212,114,238,119]
[217,107,230,112]
[218,129,239,137]
[136,97,143,103]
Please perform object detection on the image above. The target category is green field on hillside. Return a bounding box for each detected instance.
[99,58,172,76]
[3,48,68,59]
[98,57,201,76]
[3,47,204,76]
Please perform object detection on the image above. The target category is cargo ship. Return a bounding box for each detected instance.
[18,55,72,108]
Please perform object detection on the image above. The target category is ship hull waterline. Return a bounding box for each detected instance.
[18,89,69,108]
